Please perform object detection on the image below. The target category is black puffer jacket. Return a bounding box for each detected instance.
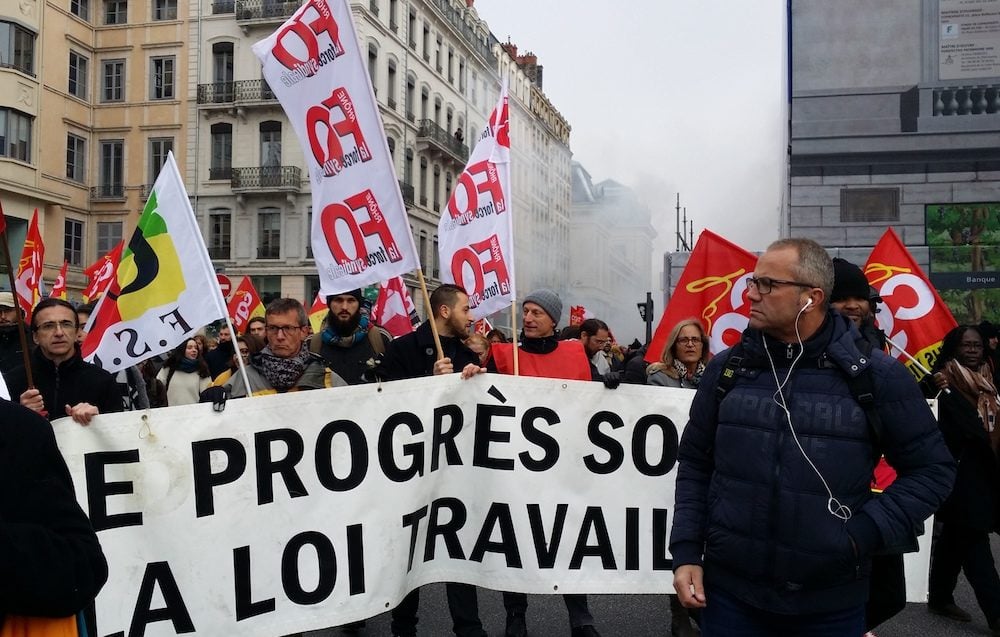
[670,312,955,614]
[4,348,123,421]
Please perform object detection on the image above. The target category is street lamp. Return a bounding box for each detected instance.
[637,292,653,346]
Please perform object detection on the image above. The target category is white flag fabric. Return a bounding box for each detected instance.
[81,153,227,372]
[252,0,419,296]
[437,85,514,318]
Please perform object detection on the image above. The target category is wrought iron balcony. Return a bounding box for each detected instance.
[197,79,276,106]
[399,180,414,206]
[416,119,468,163]
[429,0,493,63]
[231,166,301,192]
[235,0,299,24]
[90,184,125,200]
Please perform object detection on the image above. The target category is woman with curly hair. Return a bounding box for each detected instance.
[646,318,710,389]
[155,338,212,406]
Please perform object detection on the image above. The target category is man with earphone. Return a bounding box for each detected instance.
[669,238,956,636]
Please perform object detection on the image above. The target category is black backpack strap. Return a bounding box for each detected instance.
[715,342,745,404]
[844,337,884,453]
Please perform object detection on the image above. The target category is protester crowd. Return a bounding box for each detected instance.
[4,238,1000,637]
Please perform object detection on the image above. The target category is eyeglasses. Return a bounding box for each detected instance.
[591,337,611,346]
[676,336,703,346]
[36,320,77,333]
[265,324,304,336]
[746,276,817,295]
[238,347,250,356]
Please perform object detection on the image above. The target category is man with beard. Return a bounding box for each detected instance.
[0,291,26,374]
[313,289,392,385]
[374,283,487,637]
[579,318,612,381]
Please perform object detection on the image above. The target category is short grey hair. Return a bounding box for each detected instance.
[767,237,833,305]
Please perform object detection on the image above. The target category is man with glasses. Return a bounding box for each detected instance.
[670,238,954,636]
[579,318,612,381]
[222,298,346,397]
[5,298,122,425]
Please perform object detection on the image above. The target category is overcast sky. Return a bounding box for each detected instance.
[475,1,787,264]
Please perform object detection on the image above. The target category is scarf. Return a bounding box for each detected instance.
[321,304,372,348]
[253,344,314,391]
[177,357,199,373]
[943,359,1000,447]
[673,359,706,387]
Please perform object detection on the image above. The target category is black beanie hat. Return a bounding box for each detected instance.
[831,258,870,303]
[326,288,364,305]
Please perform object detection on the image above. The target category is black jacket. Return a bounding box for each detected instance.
[317,327,391,385]
[376,320,478,381]
[934,386,1000,531]
[0,325,25,375]
[4,348,123,421]
[670,312,955,614]
[0,400,108,623]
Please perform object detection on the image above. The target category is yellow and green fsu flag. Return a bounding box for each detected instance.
[81,153,227,372]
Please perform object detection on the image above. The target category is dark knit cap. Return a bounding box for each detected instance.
[326,288,364,305]
[523,288,562,325]
[831,258,870,303]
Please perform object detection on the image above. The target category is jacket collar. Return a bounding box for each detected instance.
[739,311,871,377]
[32,344,83,373]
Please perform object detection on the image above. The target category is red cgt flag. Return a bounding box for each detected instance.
[14,209,44,319]
[372,276,420,338]
[227,277,265,334]
[646,230,758,363]
[49,260,69,300]
[82,241,124,303]
[473,317,493,335]
[864,228,957,380]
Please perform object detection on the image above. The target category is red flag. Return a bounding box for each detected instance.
[82,241,124,303]
[14,209,44,319]
[646,230,758,363]
[569,306,586,327]
[473,317,493,335]
[308,293,327,335]
[227,277,265,334]
[49,260,69,300]
[0,198,7,235]
[864,228,957,380]
[372,276,419,338]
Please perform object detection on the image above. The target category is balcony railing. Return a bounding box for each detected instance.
[90,184,125,200]
[399,180,414,206]
[429,0,493,63]
[416,119,468,163]
[209,167,233,181]
[235,0,299,23]
[197,79,276,105]
[231,166,301,191]
[932,85,1000,116]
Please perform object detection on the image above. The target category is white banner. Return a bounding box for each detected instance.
[53,381,934,636]
[252,0,419,296]
[437,85,515,318]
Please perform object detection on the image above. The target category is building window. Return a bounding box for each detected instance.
[0,22,35,76]
[66,134,86,182]
[148,137,172,183]
[422,23,430,61]
[0,108,32,162]
[96,221,122,255]
[150,56,175,100]
[407,10,416,48]
[212,42,234,101]
[404,147,413,184]
[432,236,439,279]
[259,120,281,166]
[99,139,124,197]
[152,0,177,20]
[250,275,281,305]
[432,164,441,210]
[305,206,313,259]
[387,136,395,159]
[420,86,429,121]
[104,0,127,24]
[840,188,900,223]
[65,219,84,266]
[386,59,397,109]
[419,230,427,270]
[367,43,377,94]
[210,123,232,180]
[405,74,415,121]
[69,51,88,99]
[388,0,398,31]
[368,0,378,16]
[70,0,90,20]
[258,208,281,259]
[101,59,124,102]
[208,208,231,260]
[419,156,427,206]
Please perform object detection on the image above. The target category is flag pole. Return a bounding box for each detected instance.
[415,268,444,360]
[221,310,253,399]
[510,298,518,375]
[883,333,949,394]
[0,202,34,387]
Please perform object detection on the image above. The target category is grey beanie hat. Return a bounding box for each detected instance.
[523,288,562,324]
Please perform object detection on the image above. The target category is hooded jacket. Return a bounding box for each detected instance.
[670,311,955,615]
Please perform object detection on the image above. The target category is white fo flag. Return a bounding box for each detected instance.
[81,153,228,372]
[252,0,419,297]
[437,85,514,318]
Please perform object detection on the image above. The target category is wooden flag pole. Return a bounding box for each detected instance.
[0,202,34,387]
[415,268,444,360]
